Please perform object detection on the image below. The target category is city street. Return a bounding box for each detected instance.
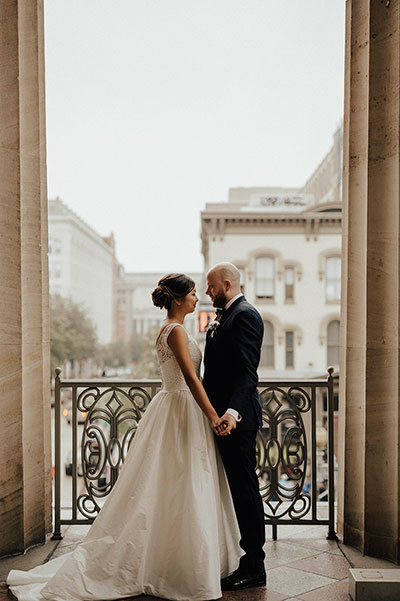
[51,406,86,516]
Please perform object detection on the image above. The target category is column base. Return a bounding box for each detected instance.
[349,568,400,601]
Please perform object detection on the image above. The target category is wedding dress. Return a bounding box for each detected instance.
[7,322,241,601]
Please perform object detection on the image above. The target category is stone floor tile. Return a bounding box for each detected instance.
[132,589,286,601]
[50,543,79,559]
[295,577,350,600]
[125,596,165,600]
[339,542,399,570]
[286,537,342,555]
[265,561,281,569]
[266,524,317,539]
[266,566,337,597]
[0,539,59,582]
[264,541,321,565]
[287,552,351,580]
[289,526,334,540]
[221,589,286,601]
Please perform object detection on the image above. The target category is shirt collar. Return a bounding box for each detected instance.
[224,293,243,311]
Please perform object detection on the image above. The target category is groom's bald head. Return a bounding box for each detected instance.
[208,263,241,288]
[206,263,241,307]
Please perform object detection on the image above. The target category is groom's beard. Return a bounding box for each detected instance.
[213,291,228,309]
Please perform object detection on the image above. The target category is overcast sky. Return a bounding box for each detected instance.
[45,0,345,274]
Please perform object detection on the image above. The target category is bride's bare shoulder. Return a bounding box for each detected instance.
[156,321,186,345]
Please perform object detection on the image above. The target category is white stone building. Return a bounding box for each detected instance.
[48,198,115,344]
[200,127,342,380]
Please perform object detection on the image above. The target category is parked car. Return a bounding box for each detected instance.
[65,449,83,476]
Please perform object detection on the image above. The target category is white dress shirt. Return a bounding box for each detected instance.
[224,293,244,423]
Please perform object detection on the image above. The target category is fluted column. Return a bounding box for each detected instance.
[338,0,400,563]
[0,0,50,555]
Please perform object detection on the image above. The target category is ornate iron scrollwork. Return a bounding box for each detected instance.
[257,386,311,521]
[77,386,151,519]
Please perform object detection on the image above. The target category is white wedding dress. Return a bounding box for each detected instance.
[7,322,241,601]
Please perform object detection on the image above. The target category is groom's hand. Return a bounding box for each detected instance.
[212,416,228,435]
[217,413,237,436]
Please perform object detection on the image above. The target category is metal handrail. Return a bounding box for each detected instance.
[51,368,337,542]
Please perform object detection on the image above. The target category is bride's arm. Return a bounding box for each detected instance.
[167,327,225,433]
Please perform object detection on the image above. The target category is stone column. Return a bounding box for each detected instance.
[0,0,51,556]
[338,0,400,563]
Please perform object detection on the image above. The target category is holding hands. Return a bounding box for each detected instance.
[211,412,237,436]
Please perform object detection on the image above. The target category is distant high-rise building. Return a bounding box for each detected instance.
[48,197,116,344]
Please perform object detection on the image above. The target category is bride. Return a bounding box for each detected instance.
[7,273,241,601]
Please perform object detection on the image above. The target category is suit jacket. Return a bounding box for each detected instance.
[203,296,264,430]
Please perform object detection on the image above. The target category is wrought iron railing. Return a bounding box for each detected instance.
[51,367,337,542]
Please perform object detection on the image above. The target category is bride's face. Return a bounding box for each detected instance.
[181,288,199,314]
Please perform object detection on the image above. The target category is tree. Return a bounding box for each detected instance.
[50,294,98,374]
[129,326,161,379]
[96,341,130,370]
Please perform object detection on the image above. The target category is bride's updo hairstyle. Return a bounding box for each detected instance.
[152,273,195,310]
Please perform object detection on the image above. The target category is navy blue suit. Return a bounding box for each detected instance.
[204,296,265,573]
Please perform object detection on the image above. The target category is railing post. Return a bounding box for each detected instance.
[326,366,338,541]
[51,367,63,540]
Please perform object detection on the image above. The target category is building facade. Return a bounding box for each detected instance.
[48,198,116,344]
[201,128,342,381]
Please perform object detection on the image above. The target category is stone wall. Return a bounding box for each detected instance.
[0,0,51,556]
[338,0,400,563]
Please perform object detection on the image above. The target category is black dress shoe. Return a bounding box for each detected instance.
[221,569,266,591]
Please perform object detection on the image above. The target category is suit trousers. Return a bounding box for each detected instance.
[216,429,265,573]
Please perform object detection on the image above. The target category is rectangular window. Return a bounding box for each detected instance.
[285,331,294,368]
[284,267,294,301]
[49,237,62,254]
[326,257,341,301]
[327,320,340,366]
[50,263,61,279]
[238,268,245,295]
[256,257,274,299]
[260,320,274,367]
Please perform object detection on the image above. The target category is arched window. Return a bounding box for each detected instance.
[326,257,341,301]
[256,257,275,300]
[327,320,340,366]
[260,320,274,368]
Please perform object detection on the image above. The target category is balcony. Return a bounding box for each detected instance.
[2,368,398,601]
[51,369,338,542]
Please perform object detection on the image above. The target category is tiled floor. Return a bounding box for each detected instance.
[1,524,352,601]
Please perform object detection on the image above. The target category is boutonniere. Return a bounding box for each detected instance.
[207,310,223,338]
[207,319,221,338]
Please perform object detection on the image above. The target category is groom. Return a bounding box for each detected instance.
[203,262,266,591]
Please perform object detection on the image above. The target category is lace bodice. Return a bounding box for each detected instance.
[156,323,202,391]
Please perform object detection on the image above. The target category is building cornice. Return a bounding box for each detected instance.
[201,210,341,227]
[201,208,341,243]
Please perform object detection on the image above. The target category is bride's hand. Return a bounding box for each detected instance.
[211,416,229,435]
